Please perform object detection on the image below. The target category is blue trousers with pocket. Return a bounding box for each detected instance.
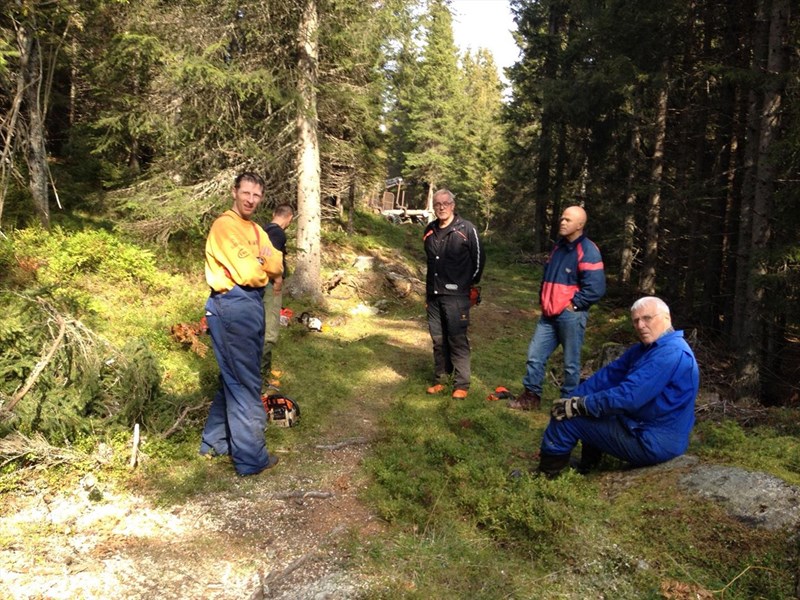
[523,310,588,397]
[199,285,272,475]
[541,415,666,467]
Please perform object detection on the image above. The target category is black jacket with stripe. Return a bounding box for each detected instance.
[423,214,485,298]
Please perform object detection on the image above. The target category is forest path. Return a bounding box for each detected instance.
[0,312,435,600]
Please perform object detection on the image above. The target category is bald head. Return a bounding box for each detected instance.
[558,205,587,241]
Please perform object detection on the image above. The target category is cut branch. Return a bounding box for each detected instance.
[273,490,333,500]
[314,437,369,450]
[0,432,83,468]
[161,402,207,439]
[2,307,66,417]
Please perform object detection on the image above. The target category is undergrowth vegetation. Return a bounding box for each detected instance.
[0,209,797,597]
[0,223,209,443]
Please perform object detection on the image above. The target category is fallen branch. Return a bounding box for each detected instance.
[314,437,369,451]
[264,552,315,586]
[273,490,333,501]
[0,432,83,468]
[260,524,347,595]
[2,306,67,417]
[161,401,207,439]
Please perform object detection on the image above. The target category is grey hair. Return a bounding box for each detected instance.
[631,296,670,315]
[433,189,455,203]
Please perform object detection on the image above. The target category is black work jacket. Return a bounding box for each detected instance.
[423,214,485,297]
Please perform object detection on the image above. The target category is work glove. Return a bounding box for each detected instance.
[551,396,588,421]
[469,285,482,306]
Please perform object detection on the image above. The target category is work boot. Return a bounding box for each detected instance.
[507,388,540,411]
[238,455,280,477]
[574,443,603,474]
[537,452,571,479]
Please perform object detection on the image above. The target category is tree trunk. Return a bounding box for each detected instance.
[425,183,434,216]
[619,94,642,285]
[675,2,706,316]
[639,65,669,295]
[290,0,322,301]
[346,172,355,236]
[0,61,27,227]
[548,122,567,242]
[732,3,769,346]
[737,0,791,400]
[704,4,747,333]
[18,21,50,227]
[533,120,553,251]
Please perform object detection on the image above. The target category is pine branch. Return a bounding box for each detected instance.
[1,302,66,417]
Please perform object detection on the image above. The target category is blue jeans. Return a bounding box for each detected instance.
[540,416,662,467]
[523,310,588,396]
[200,285,273,475]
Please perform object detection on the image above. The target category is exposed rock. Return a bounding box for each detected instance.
[352,256,375,272]
[385,271,423,298]
[605,455,800,532]
[678,463,800,531]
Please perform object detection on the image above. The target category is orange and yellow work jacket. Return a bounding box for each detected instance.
[205,210,283,293]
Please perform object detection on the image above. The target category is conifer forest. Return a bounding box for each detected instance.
[1,0,798,407]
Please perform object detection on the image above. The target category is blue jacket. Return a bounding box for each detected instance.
[575,330,699,462]
[540,234,605,317]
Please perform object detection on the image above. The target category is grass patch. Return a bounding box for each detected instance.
[1,209,797,596]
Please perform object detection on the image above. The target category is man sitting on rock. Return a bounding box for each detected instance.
[536,296,700,477]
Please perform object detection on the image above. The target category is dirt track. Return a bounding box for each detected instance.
[0,433,386,599]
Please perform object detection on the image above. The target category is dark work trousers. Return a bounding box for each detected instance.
[200,284,272,475]
[261,280,282,378]
[426,294,472,390]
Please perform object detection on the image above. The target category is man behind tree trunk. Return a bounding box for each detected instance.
[261,204,294,385]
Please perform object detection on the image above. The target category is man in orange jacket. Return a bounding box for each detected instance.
[200,172,283,476]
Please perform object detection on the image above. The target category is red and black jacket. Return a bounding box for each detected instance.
[539,234,605,317]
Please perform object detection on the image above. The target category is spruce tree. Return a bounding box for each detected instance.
[453,48,506,230]
[401,0,463,202]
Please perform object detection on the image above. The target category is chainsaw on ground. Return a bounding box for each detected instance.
[261,392,301,427]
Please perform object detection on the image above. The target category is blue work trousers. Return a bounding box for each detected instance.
[523,310,588,396]
[427,295,472,390]
[540,416,662,467]
[200,285,272,475]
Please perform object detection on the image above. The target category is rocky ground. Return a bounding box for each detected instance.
[0,436,384,600]
[4,442,798,600]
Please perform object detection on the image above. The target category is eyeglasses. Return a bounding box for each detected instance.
[632,313,662,326]
[433,202,453,209]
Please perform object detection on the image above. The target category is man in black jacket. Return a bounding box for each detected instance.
[260,204,294,383]
[423,189,485,399]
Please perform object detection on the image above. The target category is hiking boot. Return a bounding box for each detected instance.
[572,443,603,474]
[537,452,571,479]
[201,450,229,461]
[507,389,540,411]
[427,383,446,394]
[452,389,468,399]
[238,455,280,477]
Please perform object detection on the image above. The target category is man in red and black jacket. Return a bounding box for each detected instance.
[423,189,485,399]
[508,205,605,411]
